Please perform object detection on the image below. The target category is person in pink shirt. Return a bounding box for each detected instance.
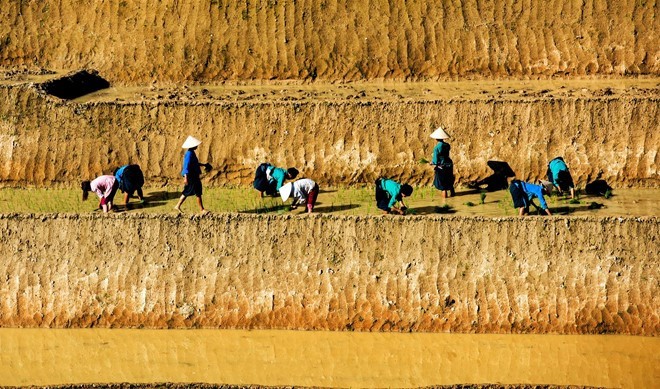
[81,175,119,213]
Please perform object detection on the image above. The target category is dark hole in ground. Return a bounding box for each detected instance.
[36,69,110,100]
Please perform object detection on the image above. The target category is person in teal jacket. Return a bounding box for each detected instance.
[546,157,575,198]
[429,126,455,198]
[270,166,299,193]
[253,163,299,197]
[375,178,413,215]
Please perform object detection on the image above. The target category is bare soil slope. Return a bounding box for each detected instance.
[1,0,657,83]
[1,214,657,335]
[0,82,658,187]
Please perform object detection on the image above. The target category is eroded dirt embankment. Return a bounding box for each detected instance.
[0,214,657,334]
[0,86,658,187]
[1,0,657,83]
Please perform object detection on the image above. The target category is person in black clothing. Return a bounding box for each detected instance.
[114,164,145,208]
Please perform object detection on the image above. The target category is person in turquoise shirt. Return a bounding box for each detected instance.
[509,179,552,216]
[270,166,299,192]
[375,178,413,215]
[252,163,299,197]
[546,157,575,198]
[429,126,455,198]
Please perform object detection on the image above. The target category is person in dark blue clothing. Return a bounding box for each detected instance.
[114,164,145,208]
[509,179,552,216]
[174,136,211,214]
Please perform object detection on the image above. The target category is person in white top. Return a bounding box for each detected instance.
[280,178,319,213]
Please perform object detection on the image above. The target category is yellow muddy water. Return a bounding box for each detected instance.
[1,329,657,388]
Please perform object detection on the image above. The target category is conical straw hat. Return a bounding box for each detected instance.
[280,182,293,202]
[430,126,450,139]
[181,135,202,149]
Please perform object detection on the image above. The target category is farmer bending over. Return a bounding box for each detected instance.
[81,175,119,213]
[375,178,413,215]
[547,157,576,199]
[253,163,299,197]
[114,164,146,208]
[280,178,319,213]
[509,179,553,216]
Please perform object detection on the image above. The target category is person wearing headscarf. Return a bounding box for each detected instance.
[114,164,145,207]
[546,157,575,199]
[429,126,455,198]
[174,135,211,214]
[253,163,299,197]
[509,179,553,216]
[280,178,319,213]
[375,178,413,215]
[81,175,119,213]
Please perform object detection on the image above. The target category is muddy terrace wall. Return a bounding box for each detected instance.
[1,0,657,83]
[0,214,657,334]
[0,86,658,187]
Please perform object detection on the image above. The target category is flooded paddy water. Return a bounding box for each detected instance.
[1,329,657,388]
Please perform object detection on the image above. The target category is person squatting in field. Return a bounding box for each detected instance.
[547,157,576,199]
[375,178,413,215]
[508,179,553,216]
[114,164,145,208]
[280,178,319,213]
[174,135,212,214]
[253,163,299,197]
[81,175,119,213]
[429,126,455,199]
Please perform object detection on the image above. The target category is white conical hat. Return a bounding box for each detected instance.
[430,126,450,139]
[181,135,202,149]
[280,182,293,202]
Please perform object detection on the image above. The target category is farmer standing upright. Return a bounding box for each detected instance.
[429,126,455,198]
[174,135,211,214]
